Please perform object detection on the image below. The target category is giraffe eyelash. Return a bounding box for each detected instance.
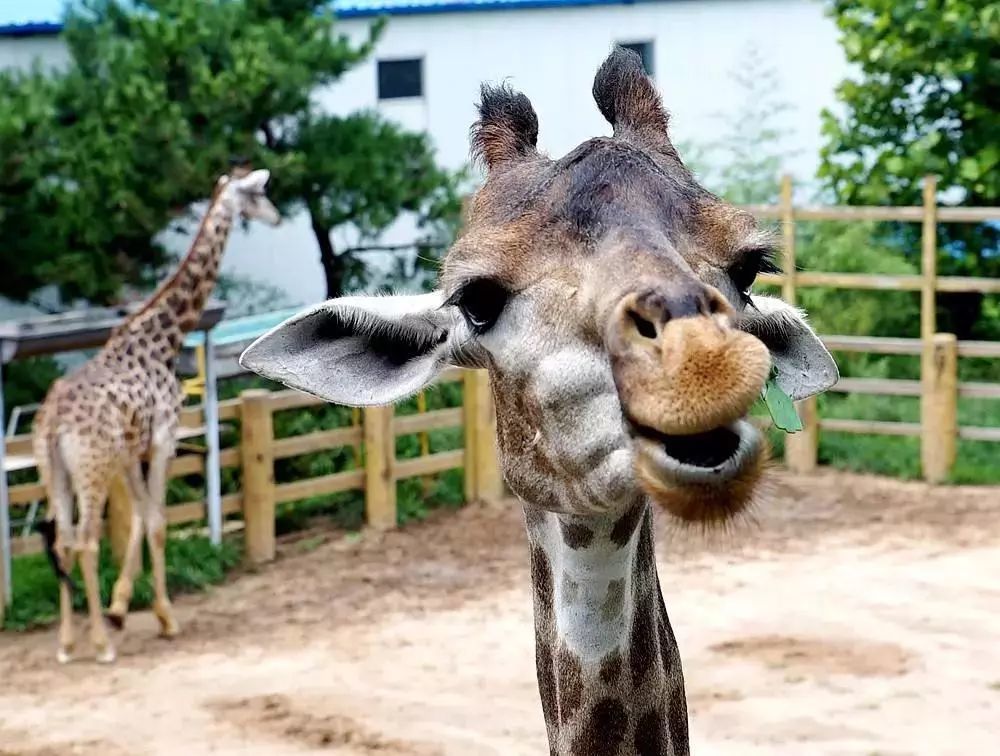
[758,249,781,275]
[730,246,780,306]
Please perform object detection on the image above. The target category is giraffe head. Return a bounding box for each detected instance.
[219,168,281,226]
[240,48,837,526]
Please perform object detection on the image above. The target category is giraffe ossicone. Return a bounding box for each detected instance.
[242,47,837,756]
[34,166,279,664]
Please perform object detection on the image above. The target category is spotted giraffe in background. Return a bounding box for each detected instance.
[241,48,838,755]
[33,167,280,664]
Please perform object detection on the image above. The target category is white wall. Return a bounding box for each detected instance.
[324,0,845,175]
[0,35,68,70]
[255,0,847,303]
[1,0,848,307]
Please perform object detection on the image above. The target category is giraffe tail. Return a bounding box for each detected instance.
[35,518,77,596]
[33,427,78,595]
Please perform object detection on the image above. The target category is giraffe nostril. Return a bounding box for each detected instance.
[629,310,658,340]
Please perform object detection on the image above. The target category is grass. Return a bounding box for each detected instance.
[813,392,1000,483]
[765,392,1000,484]
[3,534,241,631]
[756,344,1000,484]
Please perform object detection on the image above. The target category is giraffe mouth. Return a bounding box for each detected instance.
[630,418,762,483]
[639,424,741,467]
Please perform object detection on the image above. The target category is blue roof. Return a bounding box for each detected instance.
[0,0,65,35]
[0,0,635,34]
[183,307,303,349]
[335,0,636,18]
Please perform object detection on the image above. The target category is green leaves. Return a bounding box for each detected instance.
[761,379,804,434]
[820,0,1000,292]
[0,0,385,306]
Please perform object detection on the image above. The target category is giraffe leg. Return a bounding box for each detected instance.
[73,482,115,664]
[76,529,115,663]
[145,438,179,637]
[56,544,76,664]
[108,465,150,628]
[36,436,77,664]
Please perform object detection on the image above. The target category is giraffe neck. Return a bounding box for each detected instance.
[106,187,236,363]
[525,500,689,756]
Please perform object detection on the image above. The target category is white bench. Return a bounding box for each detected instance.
[2,455,36,474]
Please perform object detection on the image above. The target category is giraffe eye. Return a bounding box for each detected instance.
[451,278,509,333]
[728,247,779,302]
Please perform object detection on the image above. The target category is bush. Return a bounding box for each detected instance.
[3,534,241,631]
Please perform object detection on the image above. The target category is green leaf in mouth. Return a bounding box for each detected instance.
[761,379,803,433]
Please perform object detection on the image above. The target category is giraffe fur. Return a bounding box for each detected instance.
[239,47,838,754]
[32,167,279,663]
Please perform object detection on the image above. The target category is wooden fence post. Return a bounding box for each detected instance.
[463,370,504,504]
[0,524,6,626]
[463,371,479,503]
[921,176,938,347]
[779,173,797,303]
[241,390,275,564]
[921,333,958,483]
[778,174,819,472]
[363,405,396,529]
[785,397,819,474]
[919,176,953,483]
[106,475,131,566]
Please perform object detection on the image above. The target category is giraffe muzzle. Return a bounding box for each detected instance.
[605,286,772,522]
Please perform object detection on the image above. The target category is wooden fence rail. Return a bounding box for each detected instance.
[3,369,503,566]
[3,176,1000,622]
[762,175,999,482]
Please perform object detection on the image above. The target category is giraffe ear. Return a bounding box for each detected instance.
[471,83,539,171]
[593,46,671,149]
[736,295,839,401]
[239,292,463,406]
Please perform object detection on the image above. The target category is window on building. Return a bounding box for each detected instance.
[619,41,654,77]
[377,58,423,100]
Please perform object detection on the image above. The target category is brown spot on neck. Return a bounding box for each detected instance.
[601,578,626,622]
[610,501,645,547]
[599,649,623,685]
[536,642,558,743]
[560,520,595,549]
[555,644,584,725]
[634,708,666,756]
[570,698,627,755]
[530,544,554,617]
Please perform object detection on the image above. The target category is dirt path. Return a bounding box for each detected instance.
[2,470,999,755]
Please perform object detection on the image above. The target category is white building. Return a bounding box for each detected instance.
[1,0,848,307]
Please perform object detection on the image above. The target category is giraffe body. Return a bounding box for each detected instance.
[241,49,838,754]
[33,168,279,663]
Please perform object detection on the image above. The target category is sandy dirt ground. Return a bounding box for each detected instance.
[1,469,999,755]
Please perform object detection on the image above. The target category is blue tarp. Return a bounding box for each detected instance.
[182,307,302,348]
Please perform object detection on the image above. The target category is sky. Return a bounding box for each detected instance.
[0,0,68,26]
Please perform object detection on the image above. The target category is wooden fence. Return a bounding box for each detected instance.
[751,175,1000,481]
[3,175,999,566]
[3,368,503,565]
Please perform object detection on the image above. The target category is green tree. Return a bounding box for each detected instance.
[0,69,64,302]
[0,0,461,305]
[272,111,464,297]
[819,0,1000,336]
